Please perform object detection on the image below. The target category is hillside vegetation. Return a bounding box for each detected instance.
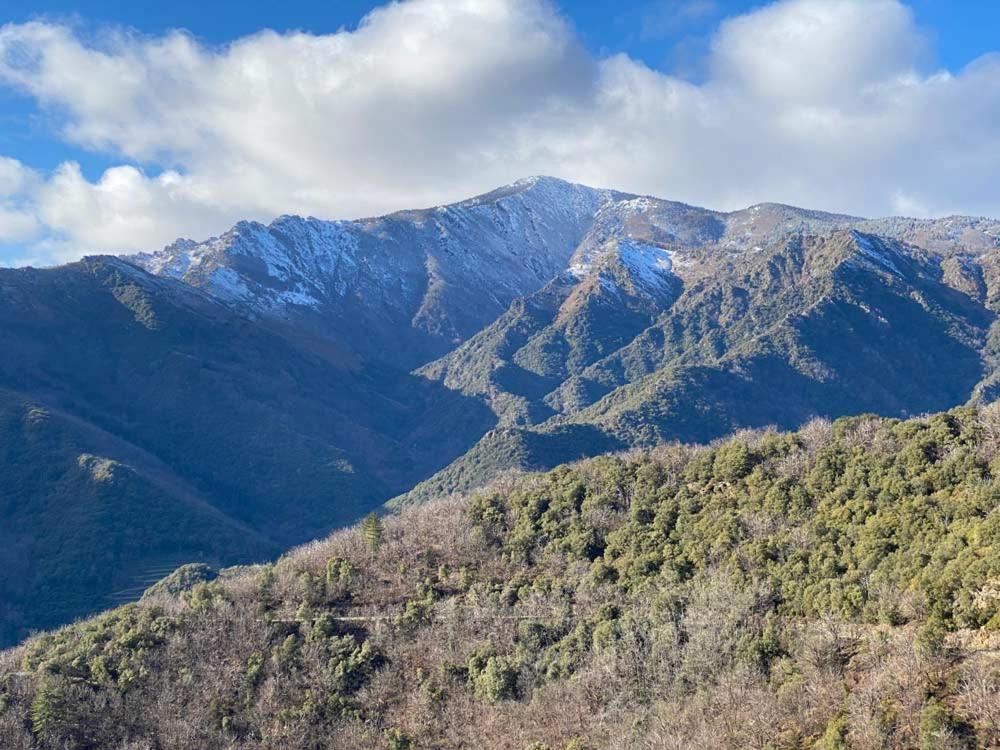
[5,178,1000,642]
[404,229,1000,506]
[0,257,492,646]
[0,392,278,647]
[2,406,999,749]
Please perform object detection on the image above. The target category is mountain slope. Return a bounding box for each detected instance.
[0,257,494,646]
[5,176,1000,643]
[398,209,998,505]
[0,390,279,646]
[3,406,999,749]
[566,231,988,434]
[130,177,618,368]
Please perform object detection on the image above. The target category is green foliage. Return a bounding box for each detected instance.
[468,648,520,703]
[919,698,974,750]
[325,557,353,590]
[142,563,218,599]
[21,604,176,689]
[183,581,229,613]
[815,713,849,750]
[245,652,265,689]
[273,634,300,670]
[468,492,507,546]
[385,728,415,750]
[5,406,1000,749]
[713,441,754,482]
[324,636,380,695]
[461,408,1000,633]
[30,680,77,747]
[397,582,438,631]
[916,617,949,658]
[362,513,385,553]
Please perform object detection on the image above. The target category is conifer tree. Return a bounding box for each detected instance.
[361,512,384,554]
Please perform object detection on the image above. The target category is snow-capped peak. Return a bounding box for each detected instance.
[128,177,610,346]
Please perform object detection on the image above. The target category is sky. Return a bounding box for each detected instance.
[0,0,999,266]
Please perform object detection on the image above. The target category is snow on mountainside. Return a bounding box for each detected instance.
[129,176,1000,367]
[858,215,1000,255]
[617,239,676,292]
[848,231,905,277]
[129,177,616,364]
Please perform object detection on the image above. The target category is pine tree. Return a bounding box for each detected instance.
[361,512,383,554]
[30,679,76,746]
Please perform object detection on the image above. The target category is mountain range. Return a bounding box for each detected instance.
[2,175,999,645]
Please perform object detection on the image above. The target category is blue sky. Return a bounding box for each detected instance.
[1,0,999,265]
[5,0,999,68]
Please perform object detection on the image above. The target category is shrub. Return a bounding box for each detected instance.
[468,651,519,703]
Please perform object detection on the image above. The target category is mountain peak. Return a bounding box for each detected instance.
[129,175,610,363]
[511,174,571,188]
[445,174,617,212]
[126,181,1000,373]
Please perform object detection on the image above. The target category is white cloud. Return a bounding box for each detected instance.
[35,163,232,253]
[0,156,41,243]
[0,0,998,264]
[0,155,38,195]
[710,0,924,102]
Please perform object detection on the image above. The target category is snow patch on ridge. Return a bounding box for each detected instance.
[618,239,675,291]
[129,177,610,334]
[208,267,252,303]
[565,238,677,294]
[851,231,902,276]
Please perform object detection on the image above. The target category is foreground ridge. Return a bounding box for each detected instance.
[3,405,999,749]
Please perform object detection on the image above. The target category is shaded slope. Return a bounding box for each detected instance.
[403,230,995,504]
[0,258,495,645]
[0,391,279,647]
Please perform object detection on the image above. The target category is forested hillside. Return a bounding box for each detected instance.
[5,177,1000,645]
[0,257,491,646]
[2,406,998,749]
[402,227,1000,506]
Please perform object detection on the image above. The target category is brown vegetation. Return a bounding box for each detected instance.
[1,407,999,748]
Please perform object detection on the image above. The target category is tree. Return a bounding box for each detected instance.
[29,679,91,748]
[361,512,384,554]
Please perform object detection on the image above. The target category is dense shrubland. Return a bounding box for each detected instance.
[2,406,999,749]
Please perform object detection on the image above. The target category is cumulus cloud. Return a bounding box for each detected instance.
[711,0,924,102]
[0,157,41,243]
[0,0,998,263]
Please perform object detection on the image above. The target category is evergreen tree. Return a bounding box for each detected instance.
[361,512,384,554]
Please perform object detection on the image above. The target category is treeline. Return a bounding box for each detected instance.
[1,406,999,749]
